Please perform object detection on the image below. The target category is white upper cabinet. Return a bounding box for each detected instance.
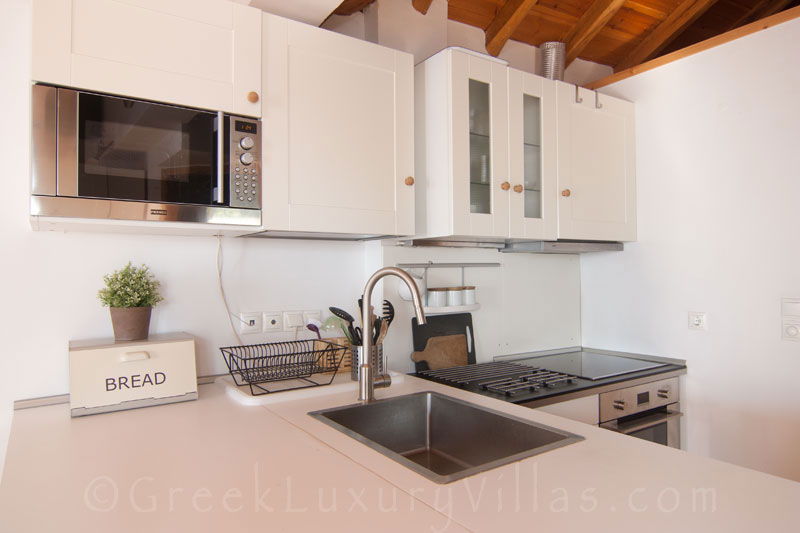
[260,14,414,237]
[556,84,637,242]
[32,0,262,116]
[508,70,558,240]
[415,49,557,241]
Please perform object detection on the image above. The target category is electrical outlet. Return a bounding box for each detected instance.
[303,310,322,325]
[283,311,304,331]
[688,311,707,331]
[239,312,262,334]
[263,312,281,332]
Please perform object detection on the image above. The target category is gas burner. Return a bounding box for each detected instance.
[417,361,577,397]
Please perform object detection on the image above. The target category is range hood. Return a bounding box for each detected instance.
[401,238,624,254]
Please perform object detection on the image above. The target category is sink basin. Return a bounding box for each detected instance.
[309,391,583,484]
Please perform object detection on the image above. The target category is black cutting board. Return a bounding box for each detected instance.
[411,313,476,372]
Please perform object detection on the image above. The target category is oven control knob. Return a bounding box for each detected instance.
[613,400,626,410]
[657,388,670,398]
[240,152,254,165]
[239,137,255,150]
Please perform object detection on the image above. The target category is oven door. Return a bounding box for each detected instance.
[600,403,682,449]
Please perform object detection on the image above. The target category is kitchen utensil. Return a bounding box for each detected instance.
[373,317,383,344]
[354,326,363,346]
[376,318,389,346]
[382,300,395,327]
[306,321,322,340]
[329,307,357,344]
[411,313,476,373]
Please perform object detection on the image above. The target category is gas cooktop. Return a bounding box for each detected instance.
[414,350,683,405]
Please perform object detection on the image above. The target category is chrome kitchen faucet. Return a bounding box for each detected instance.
[359,267,426,403]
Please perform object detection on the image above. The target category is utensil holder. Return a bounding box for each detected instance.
[351,344,385,381]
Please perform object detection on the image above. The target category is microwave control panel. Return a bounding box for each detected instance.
[229,118,262,209]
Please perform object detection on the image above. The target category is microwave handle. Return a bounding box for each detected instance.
[216,111,224,204]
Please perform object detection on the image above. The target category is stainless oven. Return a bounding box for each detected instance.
[30,85,261,226]
[599,377,682,449]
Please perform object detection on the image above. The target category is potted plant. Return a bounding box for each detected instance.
[98,262,163,341]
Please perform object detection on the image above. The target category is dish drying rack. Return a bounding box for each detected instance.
[220,339,347,396]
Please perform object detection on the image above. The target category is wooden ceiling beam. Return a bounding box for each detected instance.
[562,0,627,67]
[333,0,376,17]
[412,0,434,15]
[485,0,540,57]
[615,0,720,71]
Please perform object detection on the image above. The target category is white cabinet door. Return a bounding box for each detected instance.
[261,14,414,236]
[508,70,558,240]
[556,83,636,241]
[32,0,262,116]
[450,50,510,238]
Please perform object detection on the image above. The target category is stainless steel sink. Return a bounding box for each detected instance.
[309,391,584,484]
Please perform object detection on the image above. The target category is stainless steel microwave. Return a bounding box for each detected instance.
[30,85,261,226]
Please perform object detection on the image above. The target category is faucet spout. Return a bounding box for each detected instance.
[359,267,426,403]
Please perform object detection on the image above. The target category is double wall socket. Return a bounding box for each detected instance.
[238,310,322,334]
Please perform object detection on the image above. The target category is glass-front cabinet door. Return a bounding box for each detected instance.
[508,70,557,240]
[450,50,509,238]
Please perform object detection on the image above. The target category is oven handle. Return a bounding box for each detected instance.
[601,409,683,435]
[215,111,224,204]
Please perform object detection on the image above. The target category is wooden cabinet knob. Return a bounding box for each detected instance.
[561,189,571,197]
[247,91,259,103]
[404,176,415,186]
[513,184,523,193]
[500,181,510,191]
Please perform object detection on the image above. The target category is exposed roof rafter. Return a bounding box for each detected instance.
[562,0,627,67]
[485,0,540,57]
[615,0,720,71]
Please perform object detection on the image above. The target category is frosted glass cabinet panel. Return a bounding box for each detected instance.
[469,80,491,215]
[508,70,557,240]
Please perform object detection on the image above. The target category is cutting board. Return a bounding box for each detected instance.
[411,313,476,372]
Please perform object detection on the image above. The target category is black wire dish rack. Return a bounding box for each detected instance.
[220,339,347,395]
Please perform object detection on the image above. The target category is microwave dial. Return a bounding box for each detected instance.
[240,152,254,165]
[239,137,255,150]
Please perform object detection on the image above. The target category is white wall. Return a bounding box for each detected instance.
[581,18,800,481]
[380,244,581,374]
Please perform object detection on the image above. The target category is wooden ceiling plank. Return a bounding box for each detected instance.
[615,0,720,70]
[485,0,541,56]
[562,0,627,66]
[726,0,793,29]
[625,0,670,20]
[412,0,434,15]
[588,4,800,89]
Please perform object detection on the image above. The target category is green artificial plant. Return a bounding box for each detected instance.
[98,262,164,308]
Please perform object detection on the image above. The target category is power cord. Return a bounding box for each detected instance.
[217,235,244,346]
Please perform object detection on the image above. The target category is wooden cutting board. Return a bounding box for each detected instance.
[410,334,468,370]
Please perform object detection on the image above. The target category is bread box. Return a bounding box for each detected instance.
[69,332,197,417]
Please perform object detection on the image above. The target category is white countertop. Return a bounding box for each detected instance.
[1,374,799,532]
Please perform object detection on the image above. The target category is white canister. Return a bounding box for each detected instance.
[427,288,447,307]
[446,287,463,307]
[463,286,476,305]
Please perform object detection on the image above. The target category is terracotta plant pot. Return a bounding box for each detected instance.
[109,307,152,341]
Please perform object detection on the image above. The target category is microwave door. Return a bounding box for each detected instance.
[74,91,219,206]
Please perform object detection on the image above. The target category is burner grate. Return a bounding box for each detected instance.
[417,362,576,396]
